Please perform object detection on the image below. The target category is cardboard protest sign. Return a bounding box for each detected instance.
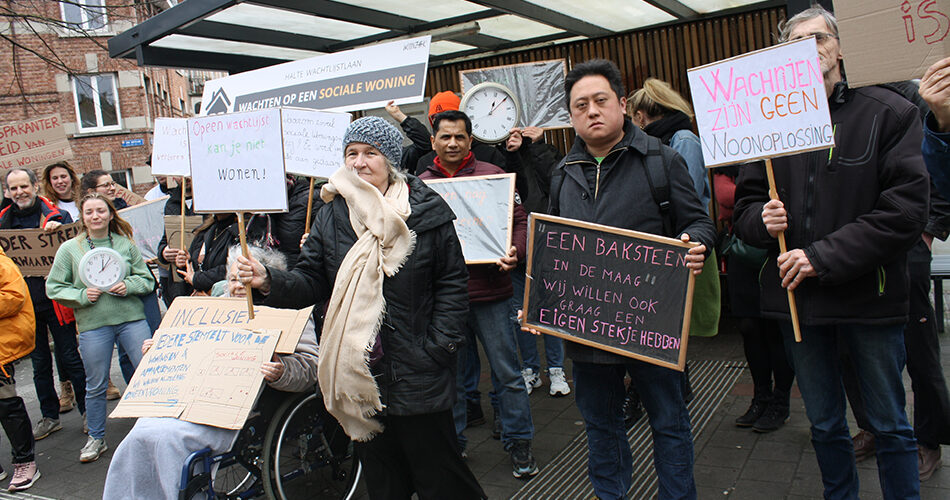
[687,38,834,168]
[188,109,288,213]
[460,60,571,129]
[424,173,515,264]
[164,215,204,252]
[835,0,950,87]
[114,183,146,206]
[522,214,696,370]
[118,196,168,260]
[110,326,281,429]
[160,296,314,354]
[200,36,431,115]
[151,117,191,176]
[0,114,74,170]
[281,108,350,178]
[0,223,80,277]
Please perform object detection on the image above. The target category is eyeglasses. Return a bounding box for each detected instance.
[95,181,116,189]
[790,32,838,43]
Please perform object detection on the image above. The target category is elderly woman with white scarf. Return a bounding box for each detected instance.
[238,116,483,499]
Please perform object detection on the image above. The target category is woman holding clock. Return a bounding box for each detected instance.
[45,193,156,463]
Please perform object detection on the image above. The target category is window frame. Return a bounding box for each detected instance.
[59,0,109,33]
[71,74,123,133]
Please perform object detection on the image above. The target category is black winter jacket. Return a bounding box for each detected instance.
[551,120,717,365]
[264,175,469,415]
[269,177,318,268]
[734,83,929,325]
[188,215,241,293]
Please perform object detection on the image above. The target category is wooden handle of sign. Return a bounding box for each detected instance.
[179,177,186,251]
[236,212,255,320]
[765,159,802,343]
[304,177,315,232]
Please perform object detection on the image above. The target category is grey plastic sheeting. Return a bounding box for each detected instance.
[461,60,571,129]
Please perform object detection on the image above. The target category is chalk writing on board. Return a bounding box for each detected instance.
[522,214,695,370]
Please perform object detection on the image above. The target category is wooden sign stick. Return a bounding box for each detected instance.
[304,177,315,232]
[236,212,255,320]
[764,158,802,343]
[179,177,186,251]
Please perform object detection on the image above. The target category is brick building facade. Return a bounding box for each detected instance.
[0,1,218,195]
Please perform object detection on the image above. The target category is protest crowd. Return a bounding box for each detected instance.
[1,4,950,500]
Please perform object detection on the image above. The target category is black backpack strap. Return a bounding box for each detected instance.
[641,136,673,236]
[547,166,566,216]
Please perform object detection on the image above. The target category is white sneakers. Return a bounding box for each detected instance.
[522,367,571,396]
[80,436,107,463]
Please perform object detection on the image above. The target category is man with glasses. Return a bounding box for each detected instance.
[734,6,929,498]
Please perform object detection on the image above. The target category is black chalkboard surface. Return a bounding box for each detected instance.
[522,214,696,371]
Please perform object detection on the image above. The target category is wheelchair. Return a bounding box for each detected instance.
[179,388,362,500]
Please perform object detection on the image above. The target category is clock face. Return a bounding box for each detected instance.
[461,83,521,144]
[79,248,127,290]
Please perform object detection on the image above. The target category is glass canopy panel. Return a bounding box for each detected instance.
[476,15,565,41]
[522,0,675,32]
[151,34,324,61]
[206,3,385,40]
[678,0,764,15]
[429,40,477,56]
[332,0,489,23]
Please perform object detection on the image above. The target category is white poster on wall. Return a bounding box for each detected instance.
[686,37,835,168]
[281,108,350,178]
[187,109,288,213]
[151,118,191,176]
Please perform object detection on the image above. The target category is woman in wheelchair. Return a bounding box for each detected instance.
[103,246,320,499]
[237,117,485,499]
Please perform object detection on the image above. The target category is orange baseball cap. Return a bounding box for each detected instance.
[428,91,461,118]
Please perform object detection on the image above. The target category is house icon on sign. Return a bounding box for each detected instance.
[205,88,231,115]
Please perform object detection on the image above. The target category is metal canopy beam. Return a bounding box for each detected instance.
[133,46,284,73]
[644,0,700,19]
[326,10,507,52]
[108,0,236,58]
[430,32,577,65]
[252,0,419,31]
[466,0,611,38]
[177,21,339,52]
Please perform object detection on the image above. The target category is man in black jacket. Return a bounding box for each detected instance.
[734,7,929,498]
[552,60,714,499]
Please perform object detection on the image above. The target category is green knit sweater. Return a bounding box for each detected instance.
[46,233,155,333]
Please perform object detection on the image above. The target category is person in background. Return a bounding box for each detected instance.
[0,168,86,442]
[80,170,126,209]
[46,193,156,463]
[155,178,195,306]
[0,245,41,492]
[239,116,484,499]
[38,161,85,414]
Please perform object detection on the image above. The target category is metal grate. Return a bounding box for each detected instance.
[512,359,747,500]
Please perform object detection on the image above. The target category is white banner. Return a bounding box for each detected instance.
[687,38,835,168]
[281,108,350,178]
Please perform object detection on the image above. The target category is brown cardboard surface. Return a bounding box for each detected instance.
[0,114,74,170]
[114,184,146,206]
[0,222,81,277]
[835,0,950,87]
[164,215,204,282]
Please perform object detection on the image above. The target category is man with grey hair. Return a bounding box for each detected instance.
[0,168,87,443]
[734,6,929,498]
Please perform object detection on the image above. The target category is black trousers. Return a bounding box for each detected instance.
[0,364,35,463]
[740,317,794,403]
[354,409,485,500]
[843,240,950,448]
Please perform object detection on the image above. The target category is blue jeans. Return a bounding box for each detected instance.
[460,337,481,404]
[574,361,696,500]
[510,267,565,372]
[453,298,534,449]
[780,322,919,500]
[31,306,86,419]
[79,320,151,439]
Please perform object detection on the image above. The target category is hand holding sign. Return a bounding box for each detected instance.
[920,56,950,132]
[681,233,707,275]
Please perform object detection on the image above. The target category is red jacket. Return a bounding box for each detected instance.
[419,153,528,303]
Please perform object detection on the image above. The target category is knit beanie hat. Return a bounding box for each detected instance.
[342,116,403,167]
[428,91,461,118]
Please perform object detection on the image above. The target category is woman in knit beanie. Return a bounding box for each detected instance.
[238,116,485,499]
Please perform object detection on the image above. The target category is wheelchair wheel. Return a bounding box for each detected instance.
[211,459,255,497]
[261,392,361,500]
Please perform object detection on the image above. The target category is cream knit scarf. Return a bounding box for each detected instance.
[318,166,414,442]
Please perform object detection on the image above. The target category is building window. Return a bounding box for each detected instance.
[72,74,121,132]
[110,170,131,190]
[61,0,107,32]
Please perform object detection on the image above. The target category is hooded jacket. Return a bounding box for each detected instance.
[734,83,929,325]
[263,175,469,416]
[552,119,717,365]
[0,196,68,310]
[0,247,35,367]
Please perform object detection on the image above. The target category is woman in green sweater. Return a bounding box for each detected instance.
[46,193,155,463]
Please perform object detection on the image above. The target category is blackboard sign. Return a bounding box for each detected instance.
[522,214,696,370]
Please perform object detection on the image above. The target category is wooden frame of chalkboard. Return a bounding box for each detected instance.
[521,213,697,371]
[424,173,515,264]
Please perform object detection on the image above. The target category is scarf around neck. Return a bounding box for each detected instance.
[643,110,693,145]
[317,166,414,441]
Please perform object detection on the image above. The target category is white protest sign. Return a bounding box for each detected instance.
[188,109,288,213]
[150,118,191,176]
[687,38,834,168]
[281,108,350,178]
[118,196,168,260]
[423,173,514,264]
[200,36,431,115]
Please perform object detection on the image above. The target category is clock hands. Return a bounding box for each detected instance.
[488,96,509,116]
